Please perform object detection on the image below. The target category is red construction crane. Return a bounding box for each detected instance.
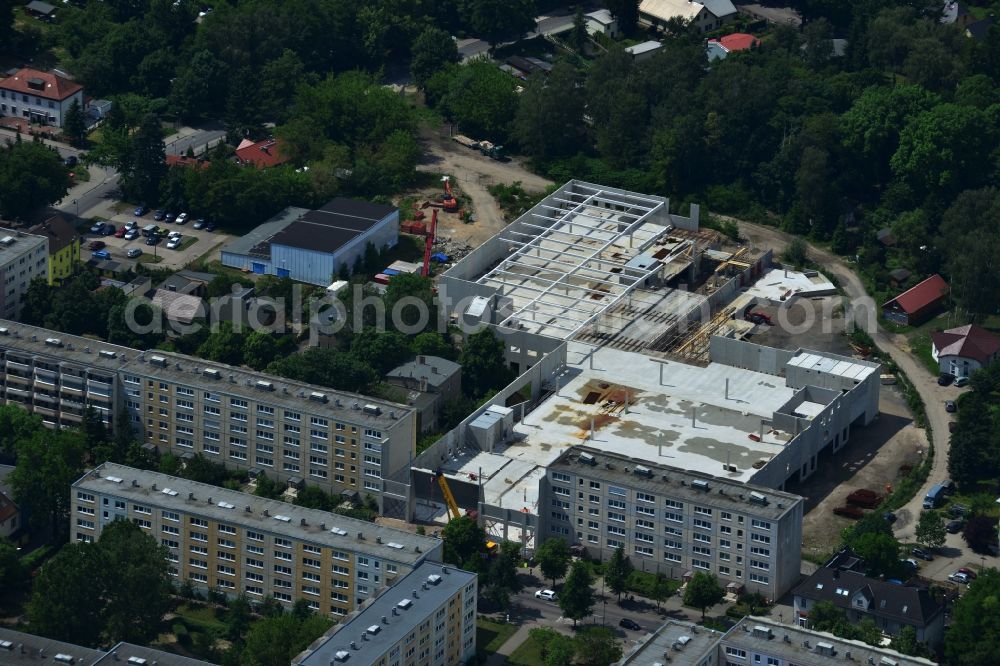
[442,176,458,213]
[422,208,438,277]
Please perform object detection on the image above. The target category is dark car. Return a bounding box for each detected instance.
[64,155,78,168]
[192,218,206,229]
[145,236,161,246]
[87,240,106,250]
[134,205,148,217]
[938,373,955,386]
[954,376,970,387]
[912,547,934,561]
[619,618,641,631]
[164,212,175,223]
[945,400,957,413]
[101,223,116,236]
[204,222,216,232]
[153,210,166,221]
[946,519,964,533]
[950,504,969,518]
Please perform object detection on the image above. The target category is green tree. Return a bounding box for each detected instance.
[120,113,167,204]
[254,472,284,500]
[852,532,904,579]
[460,327,512,397]
[10,429,87,539]
[0,536,24,590]
[63,99,87,145]
[412,332,455,360]
[529,627,575,666]
[945,568,1000,666]
[269,348,378,394]
[915,511,946,549]
[429,60,519,140]
[574,626,623,666]
[441,515,487,570]
[349,329,414,374]
[604,546,633,604]
[806,600,845,632]
[536,537,571,589]
[570,6,588,52]
[782,237,809,268]
[27,542,106,646]
[892,625,933,658]
[241,612,333,666]
[683,572,724,619]
[225,594,254,641]
[197,322,247,366]
[559,560,595,626]
[0,404,42,457]
[411,26,460,89]
[514,62,585,158]
[650,572,672,610]
[0,141,72,220]
[294,485,333,511]
[963,516,997,555]
[243,331,280,370]
[468,0,536,52]
[98,520,172,644]
[605,0,639,34]
[484,540,522,608]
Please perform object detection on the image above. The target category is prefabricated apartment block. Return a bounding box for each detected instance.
[293,562,478,666]
[0,320,415,510]
[72,463,442,615]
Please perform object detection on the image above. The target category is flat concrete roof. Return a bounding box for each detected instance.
[0,627,105,664]
[744,266,837,302]
[0,320,138,372]
[221,206,305,258]
[787,351,877,381]
[618,619,722,665]
[77,463,439,563]
[293,562,476,666]
[503,343,795,482]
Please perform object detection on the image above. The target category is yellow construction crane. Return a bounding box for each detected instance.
[436,471,463,522]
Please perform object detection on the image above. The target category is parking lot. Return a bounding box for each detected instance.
[82,209,231,270]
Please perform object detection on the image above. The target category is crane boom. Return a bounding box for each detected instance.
[436,471,462,521]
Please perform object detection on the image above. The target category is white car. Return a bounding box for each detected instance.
[166,238,182,250]
[175,212,188,225]
[948,572,970,584]
[535,589,557,601]
[124,220,138,230]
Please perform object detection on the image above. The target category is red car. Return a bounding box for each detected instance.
[88,241,106,250]
[958,567,978,579]
[114,226,127,238]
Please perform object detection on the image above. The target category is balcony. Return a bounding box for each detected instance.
[5,373,30,386]
[5,360,29,372]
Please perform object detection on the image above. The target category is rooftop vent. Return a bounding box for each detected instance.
[149,355,167,367]
[363,404,381,415]
[749,491,768,505]
[634,465,652,478]
[53,655,75,664]
[309,391,328,403]
[127,657,147,665]
[386,542,404,549]
[333,651,350,662]
[397,598,413,610]
[427,574,442,586]
[98,350,117,359]
[691,479,710,491]
[44,337,63,347]
[0,640,11,650]
[751,625,772,639]
[203,368,221,379]
[106,475,123,483]
[0,327,8,336]
[330,527,348,536]
[255,380,274,391]
[579,452,596,466]
[367,625,381,635]
[0,236,14,246]
[273,514,291,522]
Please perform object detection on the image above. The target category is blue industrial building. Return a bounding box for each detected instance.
[220,199,399,285]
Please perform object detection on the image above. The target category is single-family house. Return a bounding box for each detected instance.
[151,289,206,327]
[386,355,462,433]
[24,0,57,20]
[888,268,911,287]
[625,40,663,62]
[586,9,620,38]
[158,269,217,298]
[881,274,949,326]
[707,32,760,60]
[235,138,290,170]
[0,67,84,127]
[27,214,80,285]
[640,0,738,33]
[793,567,945,647]
[931,324,1000,377]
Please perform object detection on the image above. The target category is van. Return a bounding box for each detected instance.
[142,224,159,237]
[91,250,111,260]
[923,484,945,510]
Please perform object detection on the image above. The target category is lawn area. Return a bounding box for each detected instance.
[172,602,227,634]
[506,629,545,666]
[137,253,163,264]
[71,167,91,183]
[476,618,518,663]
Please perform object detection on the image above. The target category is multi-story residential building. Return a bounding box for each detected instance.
[0,627,214,665]
[0,232,48,319]
[28,214,80,285]
[293,561,477,666]
[71,463,443,616]
[0,320,416,507]
[0,324,131,430]
[540,447,804,601]
[0,68,84,127]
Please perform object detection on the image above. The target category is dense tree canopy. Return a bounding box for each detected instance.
[945,569,1000,666]
[0,140,71,220]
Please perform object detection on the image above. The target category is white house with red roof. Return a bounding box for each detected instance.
[707,32,761,60]
[931,324,1000,377]
[0,68,84,127]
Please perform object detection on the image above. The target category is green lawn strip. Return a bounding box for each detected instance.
[476,618,518,662]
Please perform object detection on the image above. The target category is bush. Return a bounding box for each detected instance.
[173,622,191,647]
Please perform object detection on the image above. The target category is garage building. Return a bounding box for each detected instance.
[221,198,398,285]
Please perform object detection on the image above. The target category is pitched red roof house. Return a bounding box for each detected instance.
[881,274,949,326]
[235,138,290,170]
[932,324,1000,367]
[714,33,760,52]
[0,68,82,101]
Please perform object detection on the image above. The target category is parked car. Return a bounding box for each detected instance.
[101,223,116,235]
[89,221,104,234]
[942,479,956,494]
[87,241,106,250]
[938,373,955,386]
[945,400,957,413]
[124,230,139,240]
[145,236,161,246]
[91,250,110,260]
[903,558,920,571]
[958,567,977,579]
[946,519,964,533]
[949,572,970,584]
[114,227,127,238]
[912,548,934,561]
[950,504,970,518]
[204,222,216,232]
[954,376,970,387]
[176,212,188,225]
[133,205,148,217]
[164,212,175,223]
[64,155,78,168]
[126,248,142,258]
[167,239,182,250]
[124,220,138,230]
[619,618,641,631]
[535,590,557,601]
[153,210,166,221]
[193,218,206,229]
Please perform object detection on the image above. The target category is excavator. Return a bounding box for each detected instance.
[441,176,459,213]
[435,470,497,553]
[421,209,438,277]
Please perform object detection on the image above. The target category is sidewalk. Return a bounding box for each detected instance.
[485,624,533,665]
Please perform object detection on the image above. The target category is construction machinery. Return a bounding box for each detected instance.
[478,140,505,161]
[421,209,439,277]
[441,176,459,213]
[434,470,498,552]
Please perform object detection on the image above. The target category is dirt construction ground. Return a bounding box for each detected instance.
[415,124,554,245]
